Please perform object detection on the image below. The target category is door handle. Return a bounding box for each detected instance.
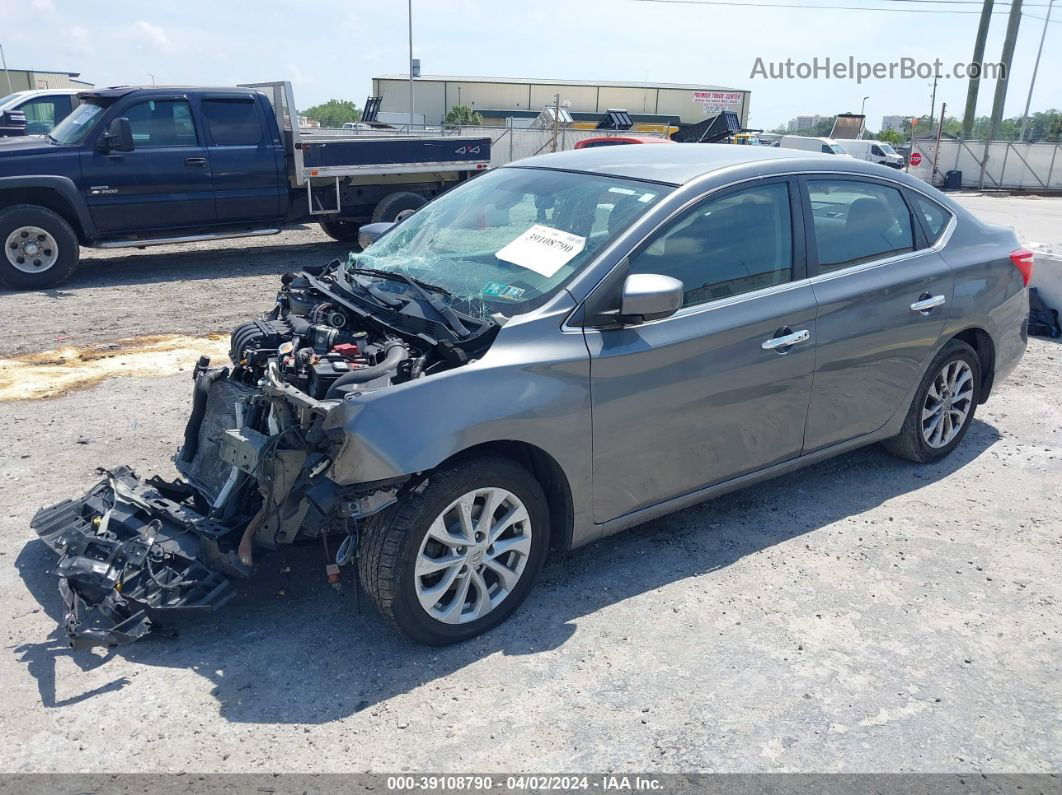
[762,328,810,351]
[184,157,208,168]
[910,294,946,313]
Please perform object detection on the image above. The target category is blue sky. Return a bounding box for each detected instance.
[2,0,1058,130]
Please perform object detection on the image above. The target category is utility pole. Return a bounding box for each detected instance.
[0,42,14,95]
[407,0,415,131]
[1018,0,1054,142]
[979,0,1023,188]
[932,102,947,183]
[929,72,939,123]
[551,93,561,153]
[860,96,869,139]
[962,0,994,138]
[148,73,156,86]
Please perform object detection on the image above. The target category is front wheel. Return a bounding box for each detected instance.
[883,339,981,463]
[0,204,81,290]
[359,457,550,645]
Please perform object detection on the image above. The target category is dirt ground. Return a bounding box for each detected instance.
[0,205,1059,774]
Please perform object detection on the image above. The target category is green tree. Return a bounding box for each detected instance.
[301,99,361,128]
[876,129,904,146]
[444,105,484,125]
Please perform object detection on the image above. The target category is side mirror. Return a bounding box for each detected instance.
[357,221,395,250]
[620,273,684,323]
[97,117,133,153]
[0,109,27,136]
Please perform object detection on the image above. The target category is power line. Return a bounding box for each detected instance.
[633,0,1052,11]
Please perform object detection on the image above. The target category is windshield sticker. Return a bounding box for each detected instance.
[483,282,527,301]
[495,224,586,278]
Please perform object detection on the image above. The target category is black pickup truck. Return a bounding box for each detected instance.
[0,80,490,289]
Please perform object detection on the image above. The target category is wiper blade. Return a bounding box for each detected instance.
[332,270,400,309]
[348,267,453,300]
[349,267,470,338]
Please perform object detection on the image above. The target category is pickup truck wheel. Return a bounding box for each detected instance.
[0,204,80,290]
[358,457,550,645]
[319,218,361,243]
[371,191,427,224]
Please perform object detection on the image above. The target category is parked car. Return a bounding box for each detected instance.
[33,144,1031,648]
[780,134,850,155]
[840,138,905,169]
[0,89,81,137]
[574,134,674,148]
[0,81,489,289]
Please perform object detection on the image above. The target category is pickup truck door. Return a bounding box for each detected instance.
[81,95,216,234]
[201,94,286,222]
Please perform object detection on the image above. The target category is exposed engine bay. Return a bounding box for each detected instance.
[31,258,498,649]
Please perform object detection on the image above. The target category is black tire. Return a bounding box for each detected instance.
[319,218,361,243]
[371,191,427,224]
[883,339,982,463]
[0,204,80,290]
[358,457,550,645]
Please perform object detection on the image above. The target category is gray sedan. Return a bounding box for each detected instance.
[33,144,1031,647]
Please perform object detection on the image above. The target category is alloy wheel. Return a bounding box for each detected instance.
[414,487,532,625]
[921,360,974,448]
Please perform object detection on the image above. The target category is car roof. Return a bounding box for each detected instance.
[78,85,261,102]
[0,89,80,108]
[511,142,838,185]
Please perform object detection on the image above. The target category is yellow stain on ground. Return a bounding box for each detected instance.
[0,334,231,401]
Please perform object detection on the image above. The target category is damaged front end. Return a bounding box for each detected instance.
[31,258,495,648]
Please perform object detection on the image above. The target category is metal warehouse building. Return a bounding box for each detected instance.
[0,68,93,93]
[371,74,750,133]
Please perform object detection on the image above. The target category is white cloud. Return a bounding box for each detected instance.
[125,20,173,51]
[30,0,56,11]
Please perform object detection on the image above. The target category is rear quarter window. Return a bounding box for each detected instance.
[909,192,953,244]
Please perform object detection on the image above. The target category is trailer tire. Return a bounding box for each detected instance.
[371,191,427,224]
[319,218,361,243]
[0,204,81,290]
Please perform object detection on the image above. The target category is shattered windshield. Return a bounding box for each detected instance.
[347,167,671,320]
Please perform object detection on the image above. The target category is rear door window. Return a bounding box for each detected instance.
[807,179,914,273]
[203,98,262,146]
[909,192,953,244]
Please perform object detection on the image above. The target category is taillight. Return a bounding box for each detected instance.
[1010,248,1034,286]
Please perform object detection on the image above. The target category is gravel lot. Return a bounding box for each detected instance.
[0,201,1059,774]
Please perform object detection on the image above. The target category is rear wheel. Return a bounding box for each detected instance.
[359,457,549,645]
[883,339,981,463]
[371,191,427,224]
[319,218,361,243]
[0,204,80,290]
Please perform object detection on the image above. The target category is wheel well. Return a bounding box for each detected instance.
[440,440,575,555]
[951,327,996,402]
[0,188,87,243]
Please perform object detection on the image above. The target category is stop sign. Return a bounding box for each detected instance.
[910,152,923,166]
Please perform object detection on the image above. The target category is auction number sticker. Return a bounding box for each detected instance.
[495,224,586,278]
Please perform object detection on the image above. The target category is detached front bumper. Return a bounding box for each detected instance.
[31,467,237,650]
